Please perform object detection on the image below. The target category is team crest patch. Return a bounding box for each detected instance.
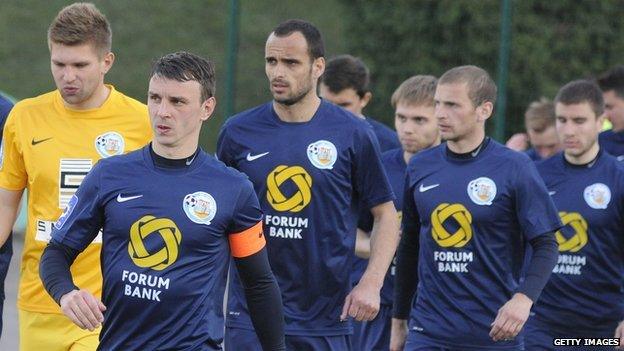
[467,177,497,206]
[583,183,611,209]
[54,195,78,230]
[95,131,125,158]
[183,191,217,225]
[306,140,337,169]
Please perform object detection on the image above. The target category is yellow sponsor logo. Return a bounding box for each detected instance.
[266,165,312,212]
[556,212,588,253]
[128,216,182,270]
[431,203,473,248]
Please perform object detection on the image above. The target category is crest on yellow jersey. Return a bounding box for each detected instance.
[95,131,125,158]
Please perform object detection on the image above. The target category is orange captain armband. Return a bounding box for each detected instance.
[229,221,266,258]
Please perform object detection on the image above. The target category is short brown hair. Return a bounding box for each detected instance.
[438,65,497,107]
[524,98,555,133]
[391,75,437,108]
[555,79,604,118]
[48,3,112,56]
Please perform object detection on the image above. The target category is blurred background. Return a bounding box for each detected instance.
[1,0,624,348]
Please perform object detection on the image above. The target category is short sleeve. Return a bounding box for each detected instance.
[228,179,265,258]
[514,159,562,240]
[216,124,235,167]
[51,161,105,251]
[0,110,27,190]
[352,124,395,210]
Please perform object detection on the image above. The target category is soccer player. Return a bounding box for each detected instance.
[39,51,285,351]
[0,3,151,349]
[353,75,440,351]
[218,19,399,350]
[597,65,624,160]
[0,91,14,338]
[506,98,561,161]
[523,80,624,350]
[390,65,561,351]
[319,54,400,151]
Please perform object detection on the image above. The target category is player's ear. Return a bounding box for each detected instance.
[200,97,216,121]
[360,92,372,109]
[476,101,493,122]
[312,57,325,80]
[101,52,115,75]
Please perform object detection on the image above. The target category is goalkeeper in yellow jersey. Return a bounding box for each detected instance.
[0,3,151,350]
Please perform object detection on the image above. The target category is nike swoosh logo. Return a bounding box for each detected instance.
[419,183,439,192]
[246,152,269,161]
[116,194,143,203]
[31,137,53,146]
[548,191,556,196]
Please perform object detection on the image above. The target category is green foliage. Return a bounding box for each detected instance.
[340,0,624,139]
[0,0,346,152]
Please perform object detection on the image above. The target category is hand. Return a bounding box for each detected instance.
[60,289,106,331]
[340,279,380,322]
[614,320,624,349]
[505,133,529,152]
[389,318,408,351]
[489,293,532,341]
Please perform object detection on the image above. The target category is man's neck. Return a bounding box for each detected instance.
[273,93,321,123]
[152,140,199,160]
[446,128,486,154]
[564,141,600,165]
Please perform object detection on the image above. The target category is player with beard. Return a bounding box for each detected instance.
[218,19,399,350]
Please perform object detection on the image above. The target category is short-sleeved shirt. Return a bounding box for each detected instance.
[217,100,394,336]
[599,129,624,161]
[0,86,151,313]
[532,151,624,334]
[52,146,264,349]
[402,140,561,349]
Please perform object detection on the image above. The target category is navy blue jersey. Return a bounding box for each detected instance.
[353,148,405,305]
[51,146,263,350]
[403,140,560,349]
[532,151,624,333]
[217,100,394,336]
[599,129,624,161]
[525,148,542,162]
[0,93,13,338]
[365,117,400,152]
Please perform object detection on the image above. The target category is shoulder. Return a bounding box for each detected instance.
[381,147,402,162]
[222,102,272,130]
[11,91,56,113]
[599,129,615,140]
[110,87,148,114]
[97,147,145,170]
[204,153,252,184]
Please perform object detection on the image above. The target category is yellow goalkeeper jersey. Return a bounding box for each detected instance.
[0,85,151,313]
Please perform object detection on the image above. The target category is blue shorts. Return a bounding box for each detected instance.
[524,317,617,351]
[225,327,351,351]
[0,233,12,338]
[352,304,392,350]
[405,329,524,351]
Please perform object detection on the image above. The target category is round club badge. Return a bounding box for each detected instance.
[183,191,217,225]
[583,183,611,209]
[306,140,337,169]
[95,131,125,158]
[467,177,497,206]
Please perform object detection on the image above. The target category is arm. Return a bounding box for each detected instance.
[0,188,22,247]
[234,247,285,351]
[390,179,420,351]
[40,240,105,331]
[489,232,558,341]
[341,201,399,322]
[354,228,371,259]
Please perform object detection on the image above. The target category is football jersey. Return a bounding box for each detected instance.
[354,147,405,305]
[525,148,542,162]
[0,86,151,313]
[532,150,624,333]
[365,117,400,152]
[403,139,561,349]
[598,129,624,161]
[217,100,394,336]
[51,146,264,350]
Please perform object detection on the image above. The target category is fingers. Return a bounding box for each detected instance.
[340,294,351,321]
[490,310,523,341]
[348,296,379,321]
[60,290,104,331]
